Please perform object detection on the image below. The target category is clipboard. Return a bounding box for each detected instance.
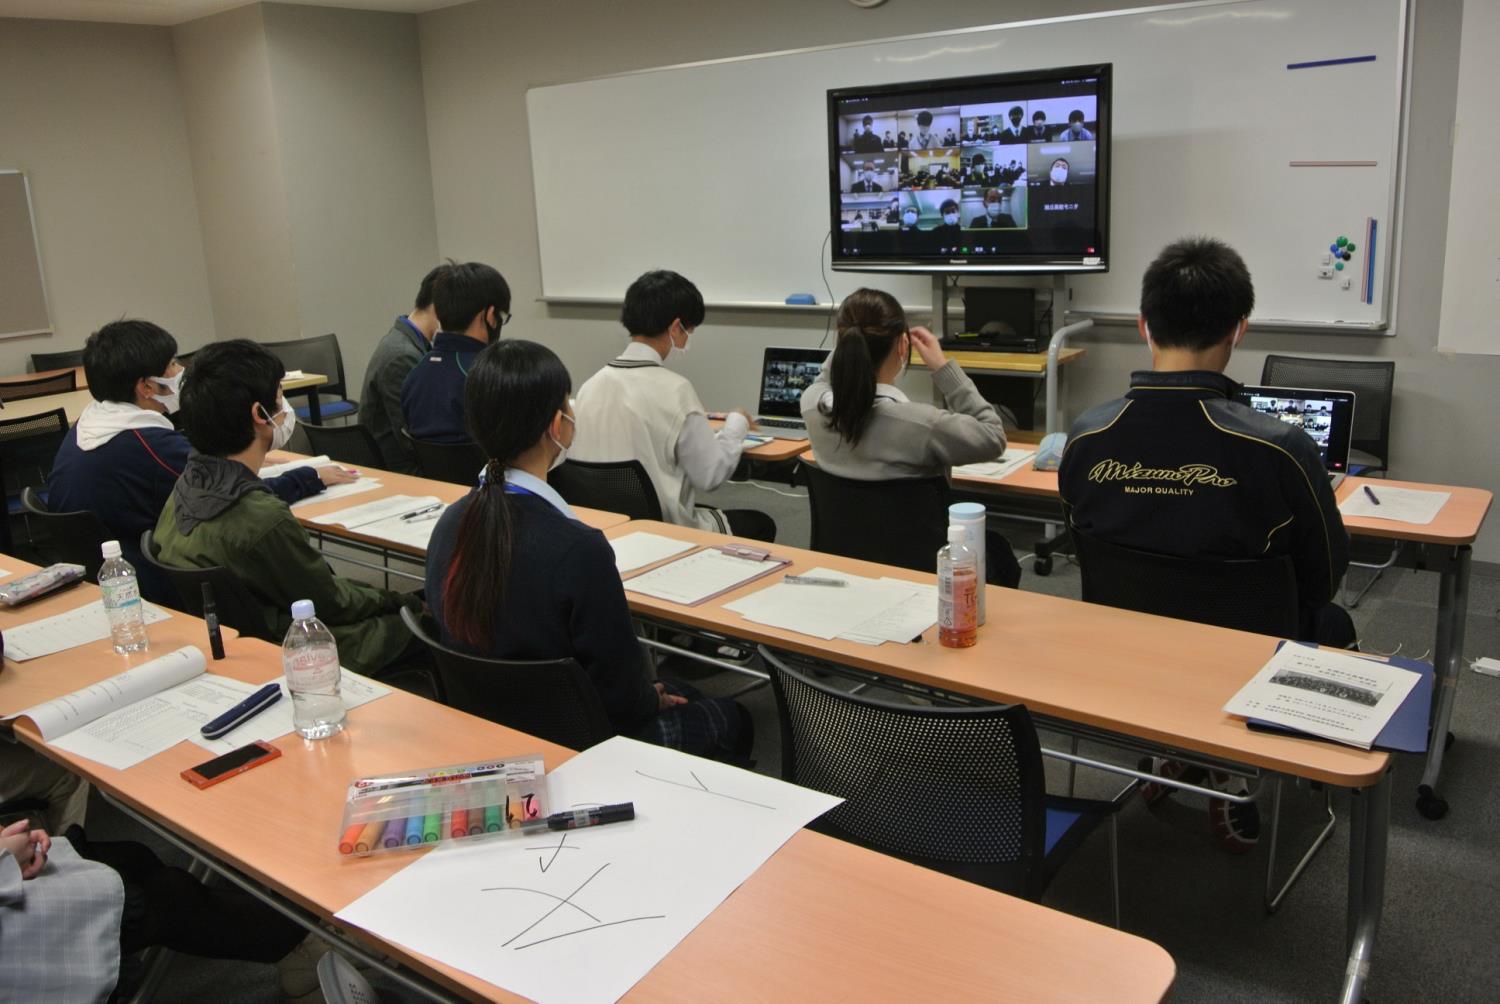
[623,545,790,606]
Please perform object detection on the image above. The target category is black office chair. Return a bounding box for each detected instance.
[550,459,663,521]
[19,487,110,579]
[264,333,359,423]
[799,460,1020,587]
[1070,528,1324,912]
[302,422,385,470]
[0,407,71,553]
[400,607,614,751]
[1260,354,1398,606]
[30,349,86,372]
[0,370,77,403]
[762,647,1127,924]
[139,529,278,641]
[404,432,485,486]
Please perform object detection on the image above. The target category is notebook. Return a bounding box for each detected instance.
[1235,385,1356,489]
[751,347,828,440]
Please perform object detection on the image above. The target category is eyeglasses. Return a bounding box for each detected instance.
[497,310,513,328]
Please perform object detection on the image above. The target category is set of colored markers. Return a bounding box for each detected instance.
[337,754,551,858]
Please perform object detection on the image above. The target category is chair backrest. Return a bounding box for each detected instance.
[1260,355,1394,468]
[302,422,384,469]
[1072,530,1300,638]
[263,333,348,398]
[0,370,77,402]
[30,350,85,372]
[139,529,278,641]
[405,433,485,486]
[20,487,110,579]
[799,460,952,573]
[0,408,70,495]
[765,648,1047,896]
[549,459,663,521]
[399,607,614,751]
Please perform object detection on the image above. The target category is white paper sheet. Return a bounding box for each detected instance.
[608,532,695,574]
[5,646,206,737]
[1339,485,1451,525]
[2,600,173,662]
[724,567,924,642]
[281,369,307,381]
[623,549,779,604]
[953,447,1037,480]
[188,670,393,754]
[258,454,332,479]
[336,737,841,1004]
[1223,644,1422,750]
[289,478,384,510]
[309,494,443,530]
[841,578,939,645]
[49,668,249,770]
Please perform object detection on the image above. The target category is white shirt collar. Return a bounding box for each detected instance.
[618,341,664,365]
[503,467,577,520]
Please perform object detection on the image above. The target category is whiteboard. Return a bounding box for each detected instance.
[527,0,1407,329]
[1436,0,1500,355]
[0,170,52,339]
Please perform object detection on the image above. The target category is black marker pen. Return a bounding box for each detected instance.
[527,802,635,832]
[201,582,226,660]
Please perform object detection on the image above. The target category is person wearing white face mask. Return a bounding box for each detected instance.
[932,197,963,239]
[401,261,512,445]
[423,340,753,761]
[154,340,422,676]
[47,320,348,606]
[570,270,776,541]
[969,187,1018,229]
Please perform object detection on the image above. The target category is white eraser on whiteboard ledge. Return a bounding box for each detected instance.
[1471,657,1500,677]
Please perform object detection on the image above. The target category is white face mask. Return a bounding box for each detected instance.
[261,397,296,450]
[548,409,575,471]
[150,369,184,415]
[986,203,1002,217]
[1051,166,1069,184]
[943,212,959,226]
[667,324,691,363]
[902,211,918,226]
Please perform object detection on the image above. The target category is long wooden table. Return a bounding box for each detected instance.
[707,417,810,463]
[0,372,329,425]
[604,520,1391,1003]
[0,558,1175,1003]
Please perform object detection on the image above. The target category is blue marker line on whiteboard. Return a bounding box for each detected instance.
[1365,219,1377,306]
[1286,55,1377,71]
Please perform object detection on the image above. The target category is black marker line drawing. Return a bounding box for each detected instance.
[525,830,578,873]
[513,915,666,951]
[487,862,667,951]
[633,768,777,810]
[478,887,601,923]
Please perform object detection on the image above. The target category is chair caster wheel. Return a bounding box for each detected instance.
[1416,785,1448,820]
[1033,555,1053,576]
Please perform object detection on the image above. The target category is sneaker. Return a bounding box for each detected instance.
[1137,757,1205,808]
[1207,771,1260,854]
[279,934,331,999]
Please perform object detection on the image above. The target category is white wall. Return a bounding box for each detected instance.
[419,0,1500,562]
[0,18,216,366]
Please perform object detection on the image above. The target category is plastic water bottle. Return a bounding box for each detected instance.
[98,541,149,654]
[949,501,988,624]
[282,599,346,739]
[938,525,979,649]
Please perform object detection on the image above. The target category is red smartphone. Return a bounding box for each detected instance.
[181,740,282,790]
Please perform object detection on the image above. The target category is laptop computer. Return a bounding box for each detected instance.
[751,347,828,440]
[1234,385,1357,490]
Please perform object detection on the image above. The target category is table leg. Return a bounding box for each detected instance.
[1417,546,1471,820]
[1340,770,1390,1004]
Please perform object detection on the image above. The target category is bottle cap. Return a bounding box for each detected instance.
[949,502,985,520]
[291,599,316,621]
[101,540,121,559]
[947,525,968,545]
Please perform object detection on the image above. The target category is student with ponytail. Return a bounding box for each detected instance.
[802,287,1021,586]
[424,339,751,761]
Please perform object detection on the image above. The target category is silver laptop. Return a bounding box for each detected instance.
[1236,385,1357,490]
[752,347,828,441]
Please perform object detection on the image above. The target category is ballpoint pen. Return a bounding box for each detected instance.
[1363,485,1381,506]
[400,503,444,521]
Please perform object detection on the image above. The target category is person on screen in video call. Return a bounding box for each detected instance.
[896,130,909,150]
[913,110,937,149]
[1001,105,1028,142]
[849,164,884,193]
[1025,110,1049,142]
[1047,157,1071,186]
[1058,237,1355,854]
[942,127,958,146]
[969,188,1017,229]
[883,130,895,148]
[884,197,902,224]
[852,114,883,153]
[1002,159,1025,184]
[801,289,1019,587]
[962,120,979,145]
[899,204,920,230]
[932,198,963,238]
[964,154,988,185]
[570,270,776,541]
[1060,109,1094,141]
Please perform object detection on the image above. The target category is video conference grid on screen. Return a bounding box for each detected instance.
[831,69,1107,264]
[1247,395,1337,459]
[761,358,823,407]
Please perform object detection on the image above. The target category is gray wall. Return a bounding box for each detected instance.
[0,18,216,365]
[419,0,1500,561]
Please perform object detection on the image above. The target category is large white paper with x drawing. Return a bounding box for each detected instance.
[336,736,841,1004]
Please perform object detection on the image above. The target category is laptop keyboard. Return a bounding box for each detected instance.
[758,417,806,430]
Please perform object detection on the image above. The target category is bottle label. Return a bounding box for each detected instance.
[286,650,341,692]
[939,569,978,632]
[101,579,142,626]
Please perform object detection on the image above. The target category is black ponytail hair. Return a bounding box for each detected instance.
[820,288,907,446]
[442,339,571,648]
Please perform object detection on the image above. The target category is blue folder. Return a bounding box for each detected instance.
[1245,641,1433,754]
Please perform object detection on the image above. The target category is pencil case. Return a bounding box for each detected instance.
[0,564,86,607]
[337,754,551,857]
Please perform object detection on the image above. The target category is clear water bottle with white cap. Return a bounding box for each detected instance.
[282,599,345,739]
[948,501,988,624]
[98,540,149,653]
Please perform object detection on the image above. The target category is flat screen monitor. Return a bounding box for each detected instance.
[828,63,1111,274]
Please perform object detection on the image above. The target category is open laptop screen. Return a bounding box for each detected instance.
[759,348,828,418]
[1235,385,1356,474]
